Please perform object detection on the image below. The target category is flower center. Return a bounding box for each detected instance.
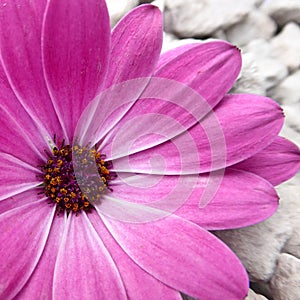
[40,142,114,214]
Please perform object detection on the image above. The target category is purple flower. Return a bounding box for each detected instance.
[0,1,299,300]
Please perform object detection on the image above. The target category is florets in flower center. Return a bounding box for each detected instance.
[40,142,114,214]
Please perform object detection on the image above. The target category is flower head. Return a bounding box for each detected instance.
[0,1,299,300]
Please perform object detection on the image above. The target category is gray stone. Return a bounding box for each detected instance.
[164,0,256,37]
[245,289,268,300]
[231,52,266,95]
[270,23,300,71]
[270,253,300,300]
[279,173,300,259]
[226,10,277,47]
[244,39,288,89]
[106,0,139,27]
[214,203,293,282]
[261,0,300,27]
[282,104,300,134]
[268,70,300,105]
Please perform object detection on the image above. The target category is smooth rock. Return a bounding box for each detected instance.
[270,22,300,71]
[106,0,139,27]
[214,203,293,282]
[164,0,256,37]
[244,39,288,89]
[282,104,300,134]
[231,52,266,95]
[280,124,300,149]
[268,70,300,105]
[279,173,300,259]
[245,289,268,300]
[261,0,300,27]
[226,10,277,47]
[270,253,300,300]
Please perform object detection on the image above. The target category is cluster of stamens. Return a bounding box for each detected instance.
[40,142,115,214]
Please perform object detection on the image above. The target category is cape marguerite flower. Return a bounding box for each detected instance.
[0,1,299,300]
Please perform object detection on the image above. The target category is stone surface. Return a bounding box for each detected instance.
[164,0,256,37]
[226,10,277,46]
[244,39,288,89]
[280,173,300,259]
[268,70,300,105]
[270,22,300,71]
[261,0,300,26]
[214,204,293,282]
[231,52,266,95]
[245,289,268,300]
[270,253,300,300]
[106,0,139,27]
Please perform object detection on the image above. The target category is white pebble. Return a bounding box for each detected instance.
[270,253,300,300]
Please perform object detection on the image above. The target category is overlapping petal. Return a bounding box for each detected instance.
[101,214,249,300]
[89,212,182,300]
[234,136,300,186]
[42,0,111,140]
[100,42,241,158]
[155,41,242,108]
[110,94,284,173]
[0,0,63,139]
[15,214,65,300]
[174,169,279,230]
[0,66,49,164]
[104,4,163,88]
[0,153,41,201]
[0,201,55,299]
[53,213,127,300]
[108,168,278,229]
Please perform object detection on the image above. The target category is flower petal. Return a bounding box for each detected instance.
[234,136,300,186]
[112,93,284,173]
[0,190,45,215]
[0,65,50,164]
[155,41,242,108]
[108,168,278,230]
[53,213,127,300]
[100,42,241,158]
[101,214,249,300]
[0,1,63,139]
[42,0,111,140]
[0,153,41,201]
[104,4,163,88]
[88,212,182,300]
[174,169,279,230]
[0,201,55,299]
[15,214,65,300]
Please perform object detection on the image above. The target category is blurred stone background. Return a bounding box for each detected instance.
[106,1,300,299]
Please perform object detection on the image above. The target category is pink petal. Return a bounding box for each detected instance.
[108,168,278,229]
[53,213,127,300]
[155,41,242,108]
[0,190,46,215]
[104,4,163,88]
[88,212,182,300]
[0,1,63,139]
[100,42,241,158]
[235,136,300,186]
[15,213,65,300]
[0,153,41,201]
[157,44,198,69]
[0,65,50,164]
[101,214,249,300]
[112,93,284,173]
[174,169,279,230]
[42,0,111,140]
[0,201,55,299]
